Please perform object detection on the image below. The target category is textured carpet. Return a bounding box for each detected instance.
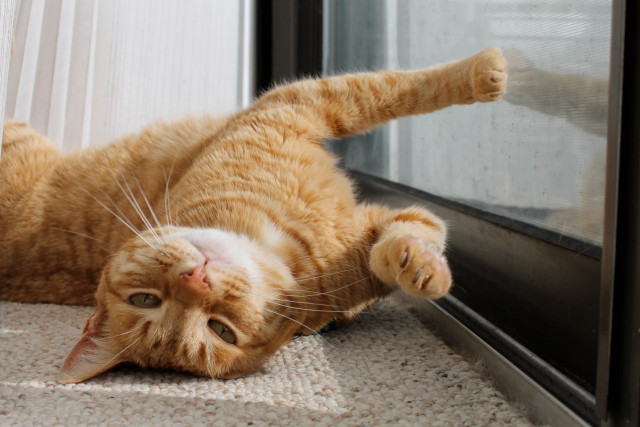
[0,297,532,426]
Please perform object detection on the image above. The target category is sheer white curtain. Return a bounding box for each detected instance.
[0,0,17,160]
[5,0,254,152]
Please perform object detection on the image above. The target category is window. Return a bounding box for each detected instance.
[261,0,640,424]
[325,0,609,246]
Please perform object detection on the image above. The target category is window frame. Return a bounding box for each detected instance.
[597,0,640,424]
[256,1,640,424]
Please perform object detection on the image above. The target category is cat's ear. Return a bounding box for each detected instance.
[57,311,122,384]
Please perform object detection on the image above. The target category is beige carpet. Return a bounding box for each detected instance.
[0,297,532,426]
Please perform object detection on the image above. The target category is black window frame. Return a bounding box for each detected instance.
[256,1,640,425]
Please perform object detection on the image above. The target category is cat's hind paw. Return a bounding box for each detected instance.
[471,47,508,102]
[371,235,452,299]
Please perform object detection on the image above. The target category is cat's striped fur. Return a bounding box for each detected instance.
[0,48,507,383]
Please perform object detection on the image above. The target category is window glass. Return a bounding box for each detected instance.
[324,0,610,245]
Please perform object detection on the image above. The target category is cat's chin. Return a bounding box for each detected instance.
[168,228,251,266]
[169,226,293,278]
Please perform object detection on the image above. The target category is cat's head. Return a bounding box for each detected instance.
[57,226,306,383]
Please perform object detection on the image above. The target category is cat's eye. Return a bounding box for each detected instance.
[128,293,161,308]
[208,319,236,344]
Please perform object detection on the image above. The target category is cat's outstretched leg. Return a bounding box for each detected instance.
[250,47,507,139]
[366,206,452,299]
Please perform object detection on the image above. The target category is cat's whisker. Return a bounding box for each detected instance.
[77,187,161,252]
[163,160,177,229]
[100,252,164,267]
[297,267,359,281]
[131,173,169,245]
[276,276,370,300]
[291,267,358,282]
[307,281,365,299]
[206,358,215,380]
[254,267,359,289]
[47,227,161,262]
[244,270,366,311]
[252,286,348,302]
[173,211,183,227]
[101,253,118,264]
[96,188,175,257]
[110,327,141,338]
[267,300,351,314]
[263,308,331,346]
[284,254,318,269]
[248,286,345,305]
[105,193,173,261]
[266,297,343,309]
[120,172,161,243]
[97,330,143,374]
[241,259,349,283]
[97,188,143,239]
[110,171,163,245]
[108,172,148,226]
[47,227,116,251]
[110,170,163,245]
[243,287,340,309]
[315,276,370,296]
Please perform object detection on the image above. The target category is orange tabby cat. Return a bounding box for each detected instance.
[0,48,507,383]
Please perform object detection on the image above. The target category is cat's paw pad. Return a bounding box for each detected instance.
[372,235,452,299]
[471,47,508,102]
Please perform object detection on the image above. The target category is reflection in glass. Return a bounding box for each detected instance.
[325,0,610,245]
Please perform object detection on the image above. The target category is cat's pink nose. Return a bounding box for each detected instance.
[180,262,210,296]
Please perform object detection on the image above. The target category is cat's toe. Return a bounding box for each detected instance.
[393,236,452,299]
[404,237,451,298]
[370,232,452,299]
[471,47,508,102]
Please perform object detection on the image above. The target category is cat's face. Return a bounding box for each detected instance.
[58,226,304,383]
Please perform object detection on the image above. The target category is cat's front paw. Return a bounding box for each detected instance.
[470,47,508,102]
[371,235,452,299]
